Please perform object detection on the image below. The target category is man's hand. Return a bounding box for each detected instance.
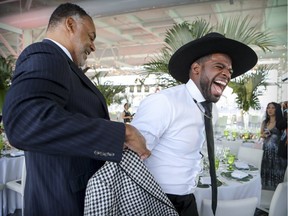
[124,124,151,160]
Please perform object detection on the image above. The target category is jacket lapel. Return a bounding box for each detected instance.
[42,39,109,115]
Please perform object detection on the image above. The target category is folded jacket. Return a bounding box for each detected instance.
[84,149,178,216]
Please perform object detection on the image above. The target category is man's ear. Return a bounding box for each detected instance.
[65,16,76,33]
[191,62,201,75]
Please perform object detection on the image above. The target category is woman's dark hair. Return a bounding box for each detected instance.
[48,3,89,29]
[264,102,283,124]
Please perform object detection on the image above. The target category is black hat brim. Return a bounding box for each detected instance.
[168,33,258,83]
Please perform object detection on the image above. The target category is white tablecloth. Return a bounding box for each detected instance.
[194,164,261,213]
[0,152,24,216]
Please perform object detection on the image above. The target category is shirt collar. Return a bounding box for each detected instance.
[185,79,206,103]
[45,38,73,61]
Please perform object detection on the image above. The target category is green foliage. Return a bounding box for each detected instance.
[143,15,275,113]
[144,19,212,79]
[0,55,15,113]
[144,15,275,88]
[90,71,126,106]
[0,55,14,90]
[228,65,270,112]
[215,16,274,52]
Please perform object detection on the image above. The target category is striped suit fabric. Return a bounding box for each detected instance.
[3,39,126,215]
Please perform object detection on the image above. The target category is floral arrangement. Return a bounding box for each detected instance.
[0,123,11,154]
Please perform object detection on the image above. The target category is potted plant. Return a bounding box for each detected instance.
[228,64,270,129]
[88,69,126,106]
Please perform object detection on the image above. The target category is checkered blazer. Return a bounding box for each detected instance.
[84,150,178,215]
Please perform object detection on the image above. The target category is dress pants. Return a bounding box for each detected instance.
[167,193,199,216]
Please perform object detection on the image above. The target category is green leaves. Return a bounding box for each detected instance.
[215,16,274,52]
[228,65,270,112]
[90,71,126,106]
[0,55,14,90]
[143,15,275,113]
[144,19,212,79]
[0,55,15,113]
[144,15,275,89]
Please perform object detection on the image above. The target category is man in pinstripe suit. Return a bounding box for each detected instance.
[2,3,150,215]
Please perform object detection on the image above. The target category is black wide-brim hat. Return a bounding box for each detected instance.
[168,32,258,83]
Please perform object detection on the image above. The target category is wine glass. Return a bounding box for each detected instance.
[227,154,235,171]
[224,129,229,140]
[232,131,237,140]
[215,157,220,173]
[243,131,249,142]
[222,147,230,162]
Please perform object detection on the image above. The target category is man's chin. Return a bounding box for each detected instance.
[209,95,221,103]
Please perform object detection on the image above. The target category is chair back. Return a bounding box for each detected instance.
[5,157,26,216]
[269,182,287,216]
[237,146,263,169]
[200,197,258,216]
[21,159,26,194]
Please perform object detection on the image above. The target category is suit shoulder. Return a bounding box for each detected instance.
[21,41,58,55]
[17,41,67,65]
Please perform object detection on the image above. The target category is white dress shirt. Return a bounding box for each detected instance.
[132,79,206,195]
[45,38,73,61]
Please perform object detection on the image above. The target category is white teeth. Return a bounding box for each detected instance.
[215,80,226,86]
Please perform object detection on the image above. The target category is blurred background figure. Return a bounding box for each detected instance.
[276,101,288,160]
[260,102,287,190]
[122,103,134,123]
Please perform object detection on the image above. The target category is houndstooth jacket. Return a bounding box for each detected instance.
[84,149,179,216]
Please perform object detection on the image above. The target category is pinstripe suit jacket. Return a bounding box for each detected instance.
[2,39,126,216]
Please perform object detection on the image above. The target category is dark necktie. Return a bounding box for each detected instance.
[201,101,217,215]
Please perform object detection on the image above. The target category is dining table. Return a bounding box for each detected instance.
[0,149,24,216]
[194,158,262,213]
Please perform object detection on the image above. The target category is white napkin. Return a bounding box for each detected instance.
[234,161,249,169]
[200,176,211,185]
[231,170,248,179]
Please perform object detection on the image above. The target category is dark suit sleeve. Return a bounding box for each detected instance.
[3,42,125,162]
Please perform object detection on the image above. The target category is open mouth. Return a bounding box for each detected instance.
[211,80,227,96]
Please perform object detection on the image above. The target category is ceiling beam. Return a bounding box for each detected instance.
[95,20,134,41]
[0,0,19,4]
[125,14,161,39]
[0,33,17,56]
[0,22,22,34]
[167,9,185,24]
[25,0,33,10]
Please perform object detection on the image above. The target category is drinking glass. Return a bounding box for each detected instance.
[215,157,220,170]
[244,132,249,141]
[232,131,237,140]
[222,147,230,162]
[224,129,229,139]
[227,154,235,171]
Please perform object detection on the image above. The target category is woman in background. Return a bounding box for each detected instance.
[276,101,288,159]
[122,103,133,124]
[260,102,286,190]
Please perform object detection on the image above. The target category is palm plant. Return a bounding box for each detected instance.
[145,16,274,84]
[144,15,275,113]
[0,55,14,113]
[228,65,270,113]
[144,18,212,87]
[90,71,126,106]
